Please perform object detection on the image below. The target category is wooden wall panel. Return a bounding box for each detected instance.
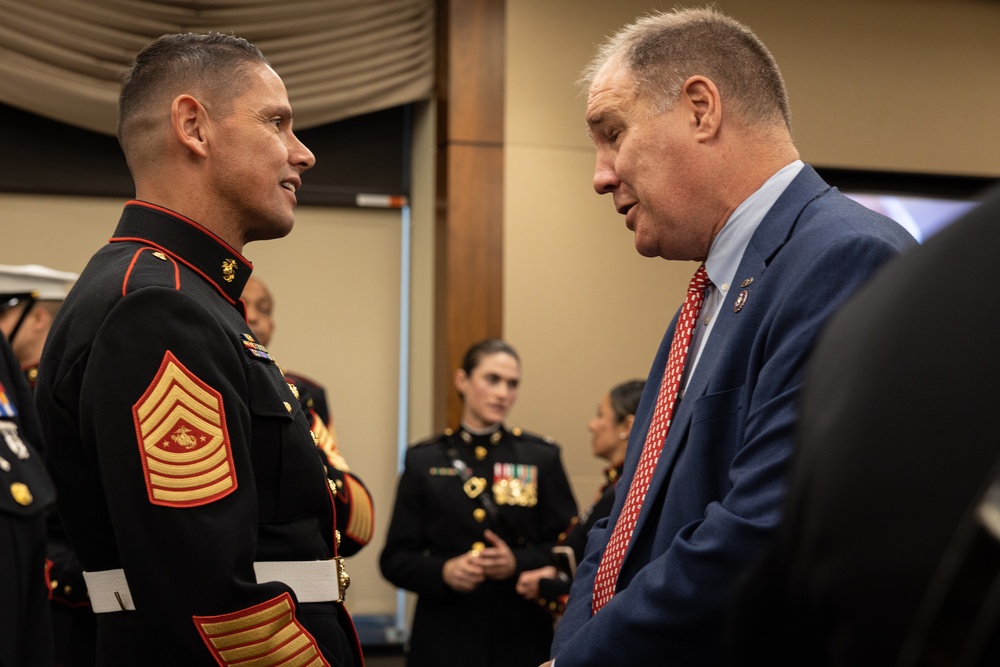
[434,0,506,429]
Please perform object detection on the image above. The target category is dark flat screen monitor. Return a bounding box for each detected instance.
[817,167,998,243]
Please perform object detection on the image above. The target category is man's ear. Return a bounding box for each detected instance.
[680,76,722,141]
[171,94,210,158]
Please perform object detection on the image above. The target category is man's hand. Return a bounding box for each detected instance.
[477,529,517,580]
[442,552,485,592]
[516,565,557,600]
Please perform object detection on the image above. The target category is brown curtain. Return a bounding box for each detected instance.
[0,0,434,135]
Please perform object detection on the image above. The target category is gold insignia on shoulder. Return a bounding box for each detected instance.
[152,251,167,261]
[221,258,237,283]
[10,482,32,506]
[133,351,237,508]
[475,446,487,460]
[473,508,487,522]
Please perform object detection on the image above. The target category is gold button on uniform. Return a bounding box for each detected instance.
[475,446,487,460]
[10,482,32,506]
[473,508,487,522]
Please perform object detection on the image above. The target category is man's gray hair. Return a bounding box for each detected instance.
[581,7,791,131]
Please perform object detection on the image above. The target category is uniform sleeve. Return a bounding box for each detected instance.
[379,449,452,598]
[78,288,328,665]
[307,409,374,556]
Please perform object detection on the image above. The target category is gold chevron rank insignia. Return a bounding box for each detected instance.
[343,474,374,546]
[194,593,330,667]
[132,351,237,508]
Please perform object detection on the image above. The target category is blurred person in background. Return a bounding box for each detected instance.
[380,338,577,667]
[242,274,374,555]
[516,379,645,617]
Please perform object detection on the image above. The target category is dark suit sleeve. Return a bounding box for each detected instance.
[552,235,909,666]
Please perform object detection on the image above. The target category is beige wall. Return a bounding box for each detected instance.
[504,0,1000,509]
[2,0,998,621]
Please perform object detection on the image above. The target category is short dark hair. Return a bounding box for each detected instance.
[118,32,269,155]
[581,7,791,131]
[460,338,521,376]
[608,379,645,422]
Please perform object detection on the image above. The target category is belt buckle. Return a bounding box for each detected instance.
[335,556,350,603]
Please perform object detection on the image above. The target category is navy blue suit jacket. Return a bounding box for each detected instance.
[551,166,917,666]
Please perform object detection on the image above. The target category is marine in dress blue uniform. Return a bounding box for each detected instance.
[0,326,56,667]
[1,264,95,667]
[380,424,576,667]
[35,202,361,666]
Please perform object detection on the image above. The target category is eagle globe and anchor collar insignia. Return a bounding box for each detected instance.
[132,351,238,508]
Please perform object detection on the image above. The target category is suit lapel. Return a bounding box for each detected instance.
[624,165,832,546]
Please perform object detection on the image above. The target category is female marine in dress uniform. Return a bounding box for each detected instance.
[380,339,577,667]
[515,379,645,616]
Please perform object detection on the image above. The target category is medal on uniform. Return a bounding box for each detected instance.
[493,462,538,506]
[0,421,29,460]
[0,381,16,418]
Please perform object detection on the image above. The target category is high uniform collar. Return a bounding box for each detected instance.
[109,201,254,305]
[450,423,507,446]
[604,464,625,485]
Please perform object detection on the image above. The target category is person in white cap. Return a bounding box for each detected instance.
[0,263,94,666]
[0,264,78,390]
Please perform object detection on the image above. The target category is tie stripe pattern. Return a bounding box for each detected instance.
[591,264,709,613]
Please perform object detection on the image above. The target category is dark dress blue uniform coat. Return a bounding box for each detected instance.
[0,335,56,667]
[380,425,576,667]
[35,202,361,667]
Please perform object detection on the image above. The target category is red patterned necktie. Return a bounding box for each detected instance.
[591,264,709,613]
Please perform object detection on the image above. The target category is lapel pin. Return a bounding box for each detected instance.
[734,290,749,313]
[740,277,754,288]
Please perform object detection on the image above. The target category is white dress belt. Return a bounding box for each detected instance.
[83,558,349,613]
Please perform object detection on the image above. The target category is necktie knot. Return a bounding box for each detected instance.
[688,264,709,293]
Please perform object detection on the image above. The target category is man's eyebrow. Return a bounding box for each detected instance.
[261,104,293,119]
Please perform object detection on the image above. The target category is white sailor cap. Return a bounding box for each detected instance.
[0,264,79,302]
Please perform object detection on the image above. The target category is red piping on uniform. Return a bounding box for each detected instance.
[125,200,249,262]
[113,237,240,306]
[122,247,181,297]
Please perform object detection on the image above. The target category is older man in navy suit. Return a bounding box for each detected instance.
[547,8,916,666]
